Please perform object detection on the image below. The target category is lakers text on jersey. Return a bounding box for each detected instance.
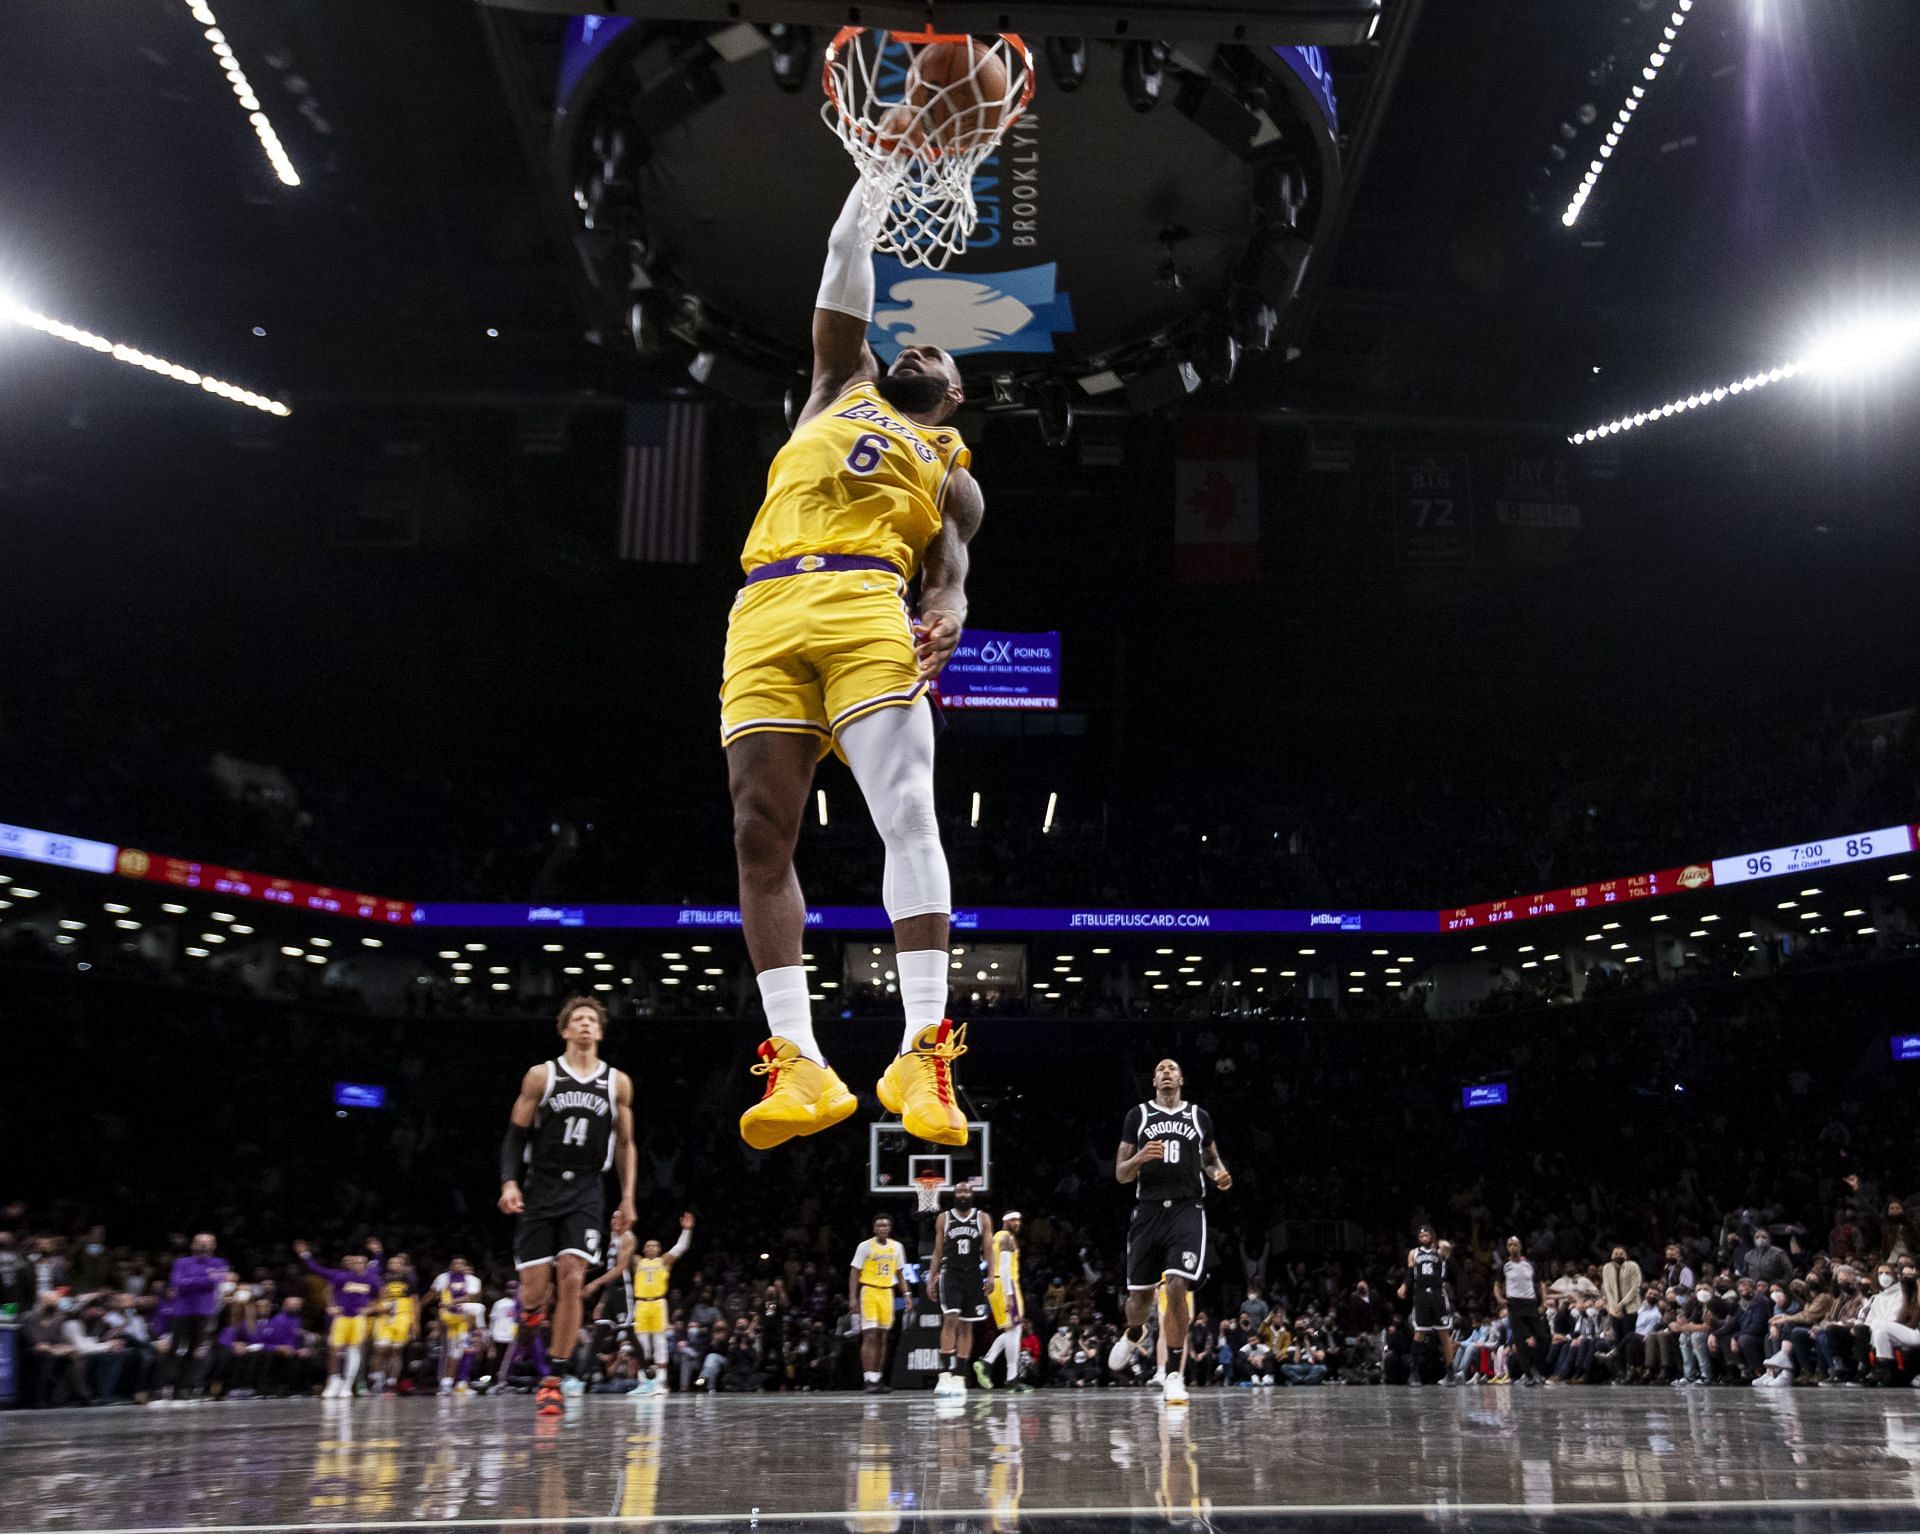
[719,380,970,759]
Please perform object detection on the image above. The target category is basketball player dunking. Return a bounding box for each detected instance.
[585,1211,693,1398]
[498,995,636,1413]
[1110,1059,1231,1406]
[927,1184,993,1396]
[724,176,985,1155]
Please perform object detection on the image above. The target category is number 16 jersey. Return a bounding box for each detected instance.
[1121,1101,1214,1203]
[739,379,971,582]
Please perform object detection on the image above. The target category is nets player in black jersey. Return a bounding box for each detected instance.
[1110,1059,1230,1406]
[1398,1224,1456,1386]
[498,994,637,1413]
[926,1182,993,1397]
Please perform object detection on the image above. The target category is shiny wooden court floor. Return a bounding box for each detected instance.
[5,1385,1920,1533]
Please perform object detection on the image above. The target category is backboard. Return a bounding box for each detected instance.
[869,1119,992,1196]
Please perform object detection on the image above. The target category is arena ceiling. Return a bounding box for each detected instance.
[1,1,1917,434]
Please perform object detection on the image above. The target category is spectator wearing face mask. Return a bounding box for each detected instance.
[1671,1284,1715,1386]
[1659,1243,1695,1294]
[1884,1201,1914,1261]
[1602,1246,1644,1347]
[1814,1267,1870,1383]
[1868,1268,1920,1386]
[1743,1230,1793,1287]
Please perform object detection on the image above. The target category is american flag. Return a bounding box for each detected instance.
[617,401,707,562]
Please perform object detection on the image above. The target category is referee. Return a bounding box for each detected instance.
[1494,1236,1548,1386]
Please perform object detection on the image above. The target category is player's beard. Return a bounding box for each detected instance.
[875,369,951,418]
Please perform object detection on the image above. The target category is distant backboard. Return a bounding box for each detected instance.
[481,0,1382,47]
[869,1120,992,1196]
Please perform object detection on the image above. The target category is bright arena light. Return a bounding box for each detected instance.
[183,0,300,186]
[1568,311,1920,445]
[0,297,292,416]
[1563,0,1694,227]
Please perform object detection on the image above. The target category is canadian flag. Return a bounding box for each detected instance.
[1173,416,1260,584]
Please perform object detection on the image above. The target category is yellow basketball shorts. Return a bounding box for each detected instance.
[634,1298,669,1335]
[372,1316,412,1348]
[720,567,926,761]
[329,1314,371,1349]
[989,1282,1022,1330]
[859,1285,897,1331]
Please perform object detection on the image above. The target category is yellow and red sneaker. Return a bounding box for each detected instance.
[876,1020,969,1147]
[535,1375,563,1416]
[739,1038,858,1150]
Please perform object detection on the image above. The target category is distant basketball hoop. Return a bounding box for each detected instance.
[821,27,1034,269]
[913,1170,947,1215]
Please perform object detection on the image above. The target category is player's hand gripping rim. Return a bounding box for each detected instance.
[914,609,963,681]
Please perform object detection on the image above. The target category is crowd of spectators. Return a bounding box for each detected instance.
[6,949,1917,1404]
[2,684,1910,915]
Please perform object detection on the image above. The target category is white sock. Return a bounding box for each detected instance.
[757,966,822,1065]
[343,1345,363,1386]
[983,1334,1007,1366]
[1005,1326,1023,1382]
[896,948,948,1053]
[864,1370,881,1383]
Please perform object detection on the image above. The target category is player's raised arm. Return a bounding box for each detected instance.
[498,1064,544,1215]
[664,1212,694,1269]
[799,184,881,428]
[611,1069,638,1237]
[915,469,983,681]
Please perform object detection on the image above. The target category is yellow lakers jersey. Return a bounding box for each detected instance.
[993,1231,1021,1289]
[859,1238,906,1288]
[740,380,970,581]
[381,1280,414,1316]
[634,1257,669,1302]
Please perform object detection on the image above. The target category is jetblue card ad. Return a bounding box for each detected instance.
[936,630,1061,710]
[1462,1083,1509,1110]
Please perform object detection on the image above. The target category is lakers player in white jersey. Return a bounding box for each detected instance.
[727,178,985,1157]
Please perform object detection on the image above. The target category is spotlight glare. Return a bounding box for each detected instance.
[181,1,300,185]
[2,299,292,415]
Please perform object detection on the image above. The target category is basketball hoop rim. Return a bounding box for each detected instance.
[821,27,1036,160]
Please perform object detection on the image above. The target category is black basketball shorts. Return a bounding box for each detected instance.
[1412,1293,1452,1332]
[514,1172,604,1270]
[1126,1198,1207,1290]
[939,1267,989,1322]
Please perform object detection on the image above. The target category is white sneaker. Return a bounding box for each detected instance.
[951,1373,967,1395]
[323,1377,345,1399]
[561,1375,586,1399]
[1150,1368,1166,1386]
[1161,1371,1190,1406]
[1108,1335,1141,1374]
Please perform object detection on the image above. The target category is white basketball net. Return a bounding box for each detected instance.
[822,28,1035,271]
[913,1175,946,1214]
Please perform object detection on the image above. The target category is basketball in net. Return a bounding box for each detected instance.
[822,29,1034,269]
